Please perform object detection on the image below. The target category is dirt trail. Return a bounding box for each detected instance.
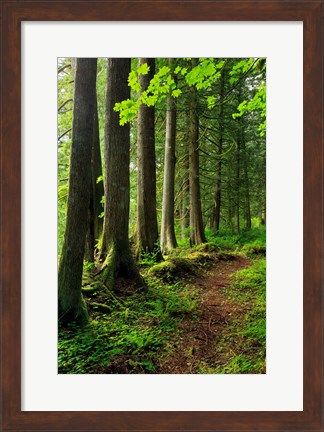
[158,255,250,374]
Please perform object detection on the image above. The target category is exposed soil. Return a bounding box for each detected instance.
[157,255,251,373]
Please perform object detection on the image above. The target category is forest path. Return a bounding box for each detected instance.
[157,255,251,374]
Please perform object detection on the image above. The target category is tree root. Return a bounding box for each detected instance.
[89,302,112,313]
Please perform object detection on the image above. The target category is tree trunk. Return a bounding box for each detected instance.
[181,175,189,240]
[136,58,163,261]
[160,58,178,255]
[242,137,251,229]
[213,156,222,232]
[58,58,97,325]
[211,70,225,233]
[260,203,266,225]
[92,103,104,242]
[210,138,223,233]
[84,185,95,262]
[100,58,144,290]
[227,185,233,232]
[234,138,240,234]
[188,82,206,246]
[85,98,104,262]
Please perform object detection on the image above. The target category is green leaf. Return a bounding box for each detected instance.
[137,63,150,75]
[207,95,216,109]
[172,89,182,98]
[128,70,141,92]
[157,66,171,76]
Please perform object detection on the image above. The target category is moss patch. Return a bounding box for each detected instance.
[194,242,220,253]
[216,252,236,261]
[148,258,197,282]
[184,251,216,266]
[241,244,266,256]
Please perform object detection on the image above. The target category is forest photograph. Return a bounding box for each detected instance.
[58,57,266,374]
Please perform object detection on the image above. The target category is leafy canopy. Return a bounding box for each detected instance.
[114,57,266,137]
[114,59,225,125]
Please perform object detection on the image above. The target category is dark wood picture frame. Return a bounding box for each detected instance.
[1,1,323,431]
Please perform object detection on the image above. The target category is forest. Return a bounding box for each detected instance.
[58,57,266,374]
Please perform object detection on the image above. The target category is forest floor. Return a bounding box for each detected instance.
[157,255,253,374]
[58,229,266,375]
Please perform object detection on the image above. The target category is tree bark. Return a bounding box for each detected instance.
[181,174,190,240]
[160,58,178,255]
[100,58,144,290]
[188,81,206,246]
[234,138,240,234]
[84,187,95,262]
[136,58,163,261]
[85,98,104,262]
[212,155,222,232]
[211,69,225,233]
[58,58,97,325]
[260,203,266,226]
[241,136,252,229]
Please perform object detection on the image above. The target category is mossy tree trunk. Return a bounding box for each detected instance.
[136,58,163,261]
[58,58,97,325]
[181,179,189,240]
[160,58,178,255]
[188,69,206,246]
[100,58,144,289]
[234,137,240,234]
[211,69,225,233]
[181,152,190,240]
[85,98,104,262]
[211,144,222,232]
[242,133,252,229]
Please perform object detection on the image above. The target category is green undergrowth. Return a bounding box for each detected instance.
[58,276,199,374]
[197,257,266,374]
[175,227,265,258]
[205,226,266,256]
[216,258,266,373]
[59,227,266,374]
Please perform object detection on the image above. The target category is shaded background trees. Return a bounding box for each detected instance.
[58,57,266,325]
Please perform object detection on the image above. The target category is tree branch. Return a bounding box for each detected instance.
[58,98,73,112]
[58,128,72,141]
[58,63,71,74]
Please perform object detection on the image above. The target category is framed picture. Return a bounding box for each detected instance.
[1,1,322,431]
